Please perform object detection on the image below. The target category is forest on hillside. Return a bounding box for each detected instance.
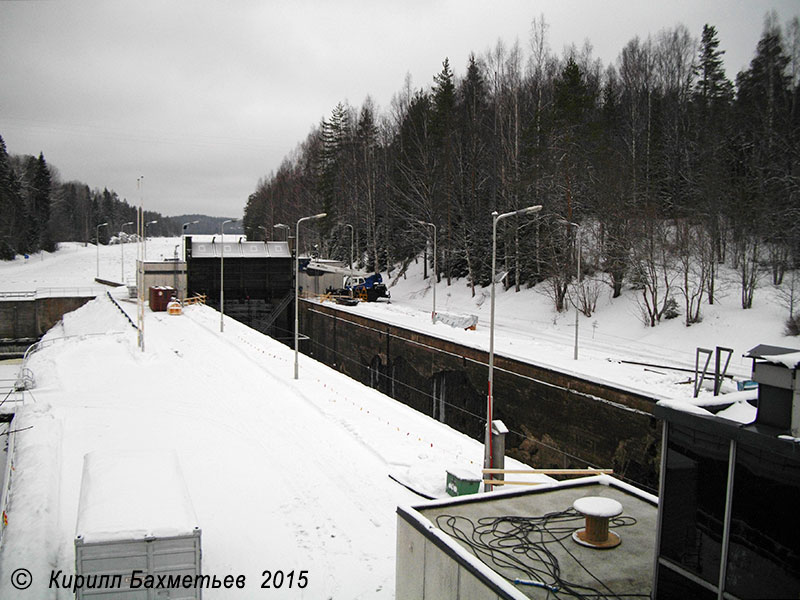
[0,137,180,260]
[244,13,800,328]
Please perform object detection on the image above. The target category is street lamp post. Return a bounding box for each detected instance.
[417,220,437,323]
[120,221,134,283]
[220,219,237,333]
[486,204,542,490]
[181,220,199,264]
[294,213,327,379]
[344,223,354,271]
[96,222,108,278]
[144,220,157,260]
[273,223,290,241]
[258,225,269,241]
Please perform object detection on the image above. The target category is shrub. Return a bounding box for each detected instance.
[785,313,800,336]
[663,297,680,320]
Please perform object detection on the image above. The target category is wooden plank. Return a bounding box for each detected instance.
[482,480,547,486]
[482,468,613,475]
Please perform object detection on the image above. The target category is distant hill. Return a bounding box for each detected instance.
[166,214,245,235]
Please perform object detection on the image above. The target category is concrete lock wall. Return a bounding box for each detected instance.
[0,297,93,338]
[301,301,661,490]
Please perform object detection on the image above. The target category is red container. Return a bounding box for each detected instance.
[149,286,175,312]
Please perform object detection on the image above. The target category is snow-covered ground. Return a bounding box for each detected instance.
[0,237,796,598]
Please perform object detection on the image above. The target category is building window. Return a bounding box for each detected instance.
[656,563,717,600]
[725,444,800,598]
[659,424,729,585]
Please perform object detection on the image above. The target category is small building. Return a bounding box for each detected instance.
[652,344,800,598]
[137,259,187,300]
[396,476,658,599]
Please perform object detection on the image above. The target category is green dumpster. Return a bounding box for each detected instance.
[446,468,481,497]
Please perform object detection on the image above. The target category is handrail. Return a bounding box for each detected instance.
[0,291,35,300]
[0,287,103,300]
[19,332,124,383]
[14,368,35,392]
[106,292,138,330]
[0,416,18,546]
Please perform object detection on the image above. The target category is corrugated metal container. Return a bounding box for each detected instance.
[148,286,175,312]
[75,451,202,599]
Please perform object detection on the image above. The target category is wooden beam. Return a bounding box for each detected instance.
[482,480,547,486]
[482,468,613,475]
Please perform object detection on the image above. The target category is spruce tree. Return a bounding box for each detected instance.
[0,136,20,259]
[32,152,54,251]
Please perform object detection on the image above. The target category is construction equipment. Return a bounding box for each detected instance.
[341,273,389,302]
[304,260,390,302]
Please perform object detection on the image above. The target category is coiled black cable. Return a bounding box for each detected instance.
[435,510,647,599]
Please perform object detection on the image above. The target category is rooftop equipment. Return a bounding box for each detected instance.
[744,344,800,436]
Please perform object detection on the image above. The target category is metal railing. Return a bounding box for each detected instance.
[107,292,138,330]
[0,291,35,300]
[0,287,103,300]
[14,368,35,392]
[18,333,122,384]
[0,416,18,547]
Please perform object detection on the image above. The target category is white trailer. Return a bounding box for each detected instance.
[74,450,202,599]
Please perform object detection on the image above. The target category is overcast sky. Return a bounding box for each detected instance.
[1,1,797,218]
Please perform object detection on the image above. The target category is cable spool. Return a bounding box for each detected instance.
[571,496,623,549]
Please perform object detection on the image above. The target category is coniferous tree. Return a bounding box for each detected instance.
[0,136,23,259]
[431,58,457,283]
[457,54,491,293]
[691,24,734,303]
[735,15,793,296]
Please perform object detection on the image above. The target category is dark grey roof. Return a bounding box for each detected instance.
[744,344,800,359]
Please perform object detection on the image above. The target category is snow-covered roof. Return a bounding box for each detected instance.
[304,259,366,277]
[745,344,800,369]
[76,450,199,543]
[189,238,289,258]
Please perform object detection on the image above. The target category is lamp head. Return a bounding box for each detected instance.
[518,205,542,216]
